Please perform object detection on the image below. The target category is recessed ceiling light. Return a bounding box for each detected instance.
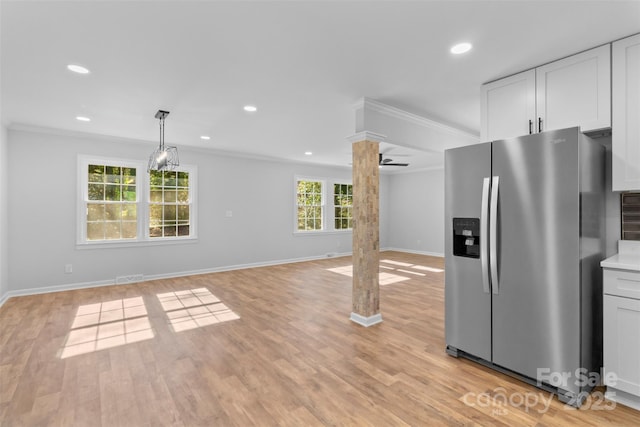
[450,42,472,55]
[200,135,211,140]
[76,116,91,122]
[304,151,313,156]
[67,64,90,74]
[243,105,257,112]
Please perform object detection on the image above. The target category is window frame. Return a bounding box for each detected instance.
[77,155,198,247]
[293,175,352,234]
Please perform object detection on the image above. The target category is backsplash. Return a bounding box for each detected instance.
[622,192,640,240]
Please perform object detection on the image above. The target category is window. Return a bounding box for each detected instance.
[294,176,352,233]
[79,156,197,245]
[333,183,353,230]
[296,179,324,231]
[149,170,191,238]
[86,164,138,240]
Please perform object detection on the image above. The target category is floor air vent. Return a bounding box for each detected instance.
[116,274,145,285]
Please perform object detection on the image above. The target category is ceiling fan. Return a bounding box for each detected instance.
[379,153,409,167]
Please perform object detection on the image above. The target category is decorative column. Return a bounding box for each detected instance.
[347,131,385,327]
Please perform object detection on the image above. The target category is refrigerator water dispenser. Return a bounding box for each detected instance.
[452,218,480,258]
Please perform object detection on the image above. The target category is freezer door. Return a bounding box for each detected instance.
[445,142,492,361]
[491,128,581,394]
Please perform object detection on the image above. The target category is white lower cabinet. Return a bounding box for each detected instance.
[603,268,640,411]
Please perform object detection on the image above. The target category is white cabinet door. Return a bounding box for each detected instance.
[481,45,612,141]
[536,44,611,133]
[612,34,640,191]
[480,70,535,142]
[604,294,640,397]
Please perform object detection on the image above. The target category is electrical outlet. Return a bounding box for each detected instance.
[64,264,73,274]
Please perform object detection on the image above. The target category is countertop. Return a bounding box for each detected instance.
[601,240,640,271]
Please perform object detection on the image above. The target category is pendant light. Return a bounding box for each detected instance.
[147,110,179,172]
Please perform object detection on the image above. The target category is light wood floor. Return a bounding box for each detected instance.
[1,251,639,426]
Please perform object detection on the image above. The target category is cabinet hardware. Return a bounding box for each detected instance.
[538,117,543,133]
[528,120,533,135]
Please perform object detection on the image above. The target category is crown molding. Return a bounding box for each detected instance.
[8,122,156,146]
[7,122,355,171]
[346,131,386,144]
[353,97,479,140]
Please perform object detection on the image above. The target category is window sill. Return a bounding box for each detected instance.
[76,237,198,250]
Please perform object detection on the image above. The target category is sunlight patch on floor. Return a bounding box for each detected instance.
[326,259,443,285]
[157,288,240,333]
[410,265,444,273]
[60,296,153,359]
[379,272,410,285]
[326,265,354,276]
[380,259,444,273]
[379,259,413,267]
[326,265,411,285]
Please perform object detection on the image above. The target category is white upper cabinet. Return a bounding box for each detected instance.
[481,70,535,142]
[481,44,611,142]
[612,33,640,191]
[536,44,611,133]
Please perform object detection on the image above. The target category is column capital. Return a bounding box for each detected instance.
[346,131,386,144]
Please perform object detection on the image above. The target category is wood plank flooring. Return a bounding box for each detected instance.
[1,251,639,426]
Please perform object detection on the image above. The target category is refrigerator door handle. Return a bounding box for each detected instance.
[490,176,500,294]
[480,177,491,293]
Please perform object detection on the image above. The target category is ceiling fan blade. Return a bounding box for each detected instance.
[379,155,409,166]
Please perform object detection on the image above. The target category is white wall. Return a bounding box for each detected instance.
[386,168,444,256]
[0,124,8,303]
[6,128,363,295]
[0,0,8,302]
[378,173,391,252]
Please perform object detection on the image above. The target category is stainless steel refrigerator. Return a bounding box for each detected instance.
[444,127,605,406]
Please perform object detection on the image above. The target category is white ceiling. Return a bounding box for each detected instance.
[2,1,639,170]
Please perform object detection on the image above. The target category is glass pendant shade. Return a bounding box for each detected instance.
[148,110,179,172]
[148,145,179,171]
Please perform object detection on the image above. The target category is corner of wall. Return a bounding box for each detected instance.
[0,2,7,305]
[0,123,8,306]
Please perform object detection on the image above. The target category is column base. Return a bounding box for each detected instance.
[350,312,383,327]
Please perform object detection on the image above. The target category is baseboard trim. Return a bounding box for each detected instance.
[605,388,640,411]
[382,247,444,258]
[1,279,115,307]
[0,252,354,307]
[350,312,383,327]
[142,252,353,282]
[0,249,436,308]
[0,292,9,308]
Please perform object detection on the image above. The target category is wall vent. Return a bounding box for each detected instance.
[115,274,145,285]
